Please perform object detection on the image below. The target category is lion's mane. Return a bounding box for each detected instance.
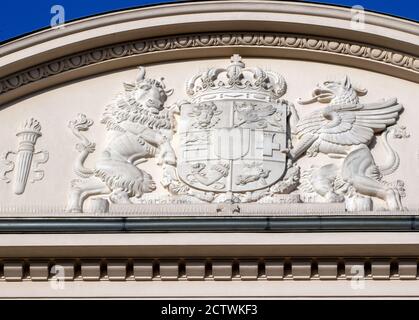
[100,88,173,132]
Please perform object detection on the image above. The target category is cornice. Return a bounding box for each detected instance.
[0,215,417,233]
[0,255,418,298]
[0,1,417,105]
[1,1,417,56]
[0,32,417,106]
[1,232,419,257]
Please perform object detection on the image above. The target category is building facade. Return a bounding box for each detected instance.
[0,0,418,298]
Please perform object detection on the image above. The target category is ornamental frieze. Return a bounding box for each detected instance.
[0,32,418,101]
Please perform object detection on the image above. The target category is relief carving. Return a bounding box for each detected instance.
[0,118,48,194]
[289,76,407,211]
[66,67,176,212]
[68,113,95,178]
[235,162,270,186]
[163,57,408,211]
[62,56,409,213]
[0,153,14,183]
[188,102,222,129]
[163,54,297,204]
[234,102,283,129]
[1,32,417,99]
[187,162,230,189]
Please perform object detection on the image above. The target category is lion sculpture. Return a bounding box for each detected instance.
[66,67,176,213]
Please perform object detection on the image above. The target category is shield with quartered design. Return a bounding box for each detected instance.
[176,55,289,196]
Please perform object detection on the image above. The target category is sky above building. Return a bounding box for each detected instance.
[0,0,417,43]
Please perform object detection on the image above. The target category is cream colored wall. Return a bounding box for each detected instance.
[4,281,419,298]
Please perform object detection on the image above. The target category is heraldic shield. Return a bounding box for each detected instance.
[178,98,288,193]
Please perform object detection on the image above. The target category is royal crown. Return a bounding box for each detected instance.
[186,54,287,102]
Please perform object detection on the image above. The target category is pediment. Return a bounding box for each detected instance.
[0,1,418,218]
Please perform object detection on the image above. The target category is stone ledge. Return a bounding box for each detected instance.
[0,232,418,260]
[0,203,415,217]
[0,216,416,234]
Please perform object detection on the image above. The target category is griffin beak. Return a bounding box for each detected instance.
[297,88,333,105]
[297,96,318,105]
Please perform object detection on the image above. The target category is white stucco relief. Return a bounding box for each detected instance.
[0,118,48,195]
[162,54,299,205]
[292,76,407,211]
[66,67,176,213]
[55,55,409,213]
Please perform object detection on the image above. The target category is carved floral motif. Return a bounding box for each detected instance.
[1,33,417,98]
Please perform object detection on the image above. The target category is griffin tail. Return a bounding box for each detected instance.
[377,128,400,176]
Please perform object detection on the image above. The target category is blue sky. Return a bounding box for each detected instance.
[0,0,417,43]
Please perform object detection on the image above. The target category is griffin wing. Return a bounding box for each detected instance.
[296,98,402,150]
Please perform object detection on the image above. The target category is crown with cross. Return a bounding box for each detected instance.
[186,54,287,102]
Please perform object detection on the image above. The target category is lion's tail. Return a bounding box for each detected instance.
[68,115,96,179]
[73,143,95,178]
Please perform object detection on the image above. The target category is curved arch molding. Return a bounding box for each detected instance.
[0,1,417,105]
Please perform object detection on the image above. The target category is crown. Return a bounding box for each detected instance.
[186,54,286,102]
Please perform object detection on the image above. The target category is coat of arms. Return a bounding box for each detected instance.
[64,55,408,213]
[162,55,299,203]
